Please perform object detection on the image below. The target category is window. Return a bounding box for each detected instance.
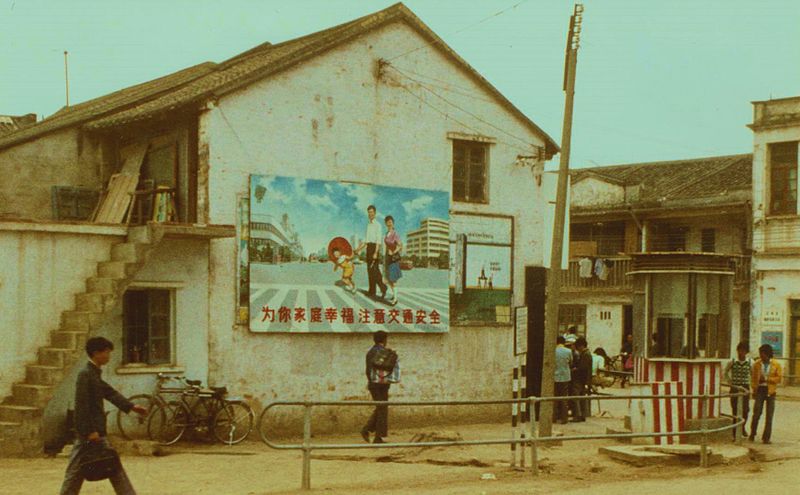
[649,224,688,252]
[122,289,173,365]
[452,140,488,203]
[51,186,99,221]
[558,304,586,335]
[701,228,716,253]
[769,141,798,215]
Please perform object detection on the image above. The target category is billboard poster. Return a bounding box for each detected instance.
[449,213,513,324]
[248,175,450,333]
[761,331,783,357]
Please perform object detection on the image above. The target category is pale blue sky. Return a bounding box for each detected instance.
[1,0,798,167]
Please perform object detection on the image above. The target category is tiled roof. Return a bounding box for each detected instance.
[571,153,752,209]
[0,114,37,135]
[0,62,216,149]
[0,3,558,157]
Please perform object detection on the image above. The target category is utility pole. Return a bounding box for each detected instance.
[64,51,70,107]
[539,3,583,438]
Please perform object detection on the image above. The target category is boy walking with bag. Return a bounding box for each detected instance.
[60,337,147,495]
[361,331,398,444]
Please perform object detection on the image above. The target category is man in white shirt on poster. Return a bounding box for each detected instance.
[356,205,387,299]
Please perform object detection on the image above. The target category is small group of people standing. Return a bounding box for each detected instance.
[724,342,782,444]
[554,328,594,423]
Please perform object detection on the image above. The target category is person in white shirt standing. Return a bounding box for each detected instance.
[355,205,387,300]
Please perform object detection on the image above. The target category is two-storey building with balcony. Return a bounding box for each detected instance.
[750,96,800,382]
[562,154,752,357]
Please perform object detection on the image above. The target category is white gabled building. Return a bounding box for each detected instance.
[0,3,558,455]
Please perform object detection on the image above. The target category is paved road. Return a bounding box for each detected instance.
[249,262,449,332]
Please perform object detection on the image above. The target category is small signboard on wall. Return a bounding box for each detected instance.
[761,331,783,357]
[762,309,784,326]
[515,306,528,356]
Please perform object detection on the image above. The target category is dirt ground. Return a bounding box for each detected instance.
[3,394,799,494]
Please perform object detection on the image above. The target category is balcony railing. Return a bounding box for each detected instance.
[561,256,632,291]
[561,254,751,291]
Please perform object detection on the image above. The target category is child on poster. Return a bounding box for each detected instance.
[332,248,357,293]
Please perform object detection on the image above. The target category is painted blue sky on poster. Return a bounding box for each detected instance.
[250,176,449,258]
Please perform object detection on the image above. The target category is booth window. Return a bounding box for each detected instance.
[452,140,488,203]
[769,141,798,215]
[122,289,173,365]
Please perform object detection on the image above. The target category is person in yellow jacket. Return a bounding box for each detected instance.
[749,344,782,444]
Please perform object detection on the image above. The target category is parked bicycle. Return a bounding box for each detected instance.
[147,379,254,446]
[116,372,187,440]
[603,354,633,388]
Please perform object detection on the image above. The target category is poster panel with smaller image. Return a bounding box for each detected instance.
[449,213,513,324]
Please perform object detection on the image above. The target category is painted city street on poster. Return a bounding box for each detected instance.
[248,175,450,332]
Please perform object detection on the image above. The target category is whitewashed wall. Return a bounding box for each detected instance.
[0,223,123,396]
[202,21,554,428]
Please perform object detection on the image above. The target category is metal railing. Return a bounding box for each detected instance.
[258,386,748,490]
[561,256,633,291]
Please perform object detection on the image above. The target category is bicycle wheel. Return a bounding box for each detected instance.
[148,400,190,445]
[116,394,157,440]
[213,401,254,445]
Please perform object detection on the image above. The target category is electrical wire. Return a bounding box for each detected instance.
[397,82,536,155]
[387,0,533,62]
[389,64,539,150]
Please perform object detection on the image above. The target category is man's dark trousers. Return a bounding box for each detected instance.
[366,382,390,438]
[571,381,588,420]
[554,381,570,423]
[59,438,135,495]
[750,388,775,441]
[366,243,387,297]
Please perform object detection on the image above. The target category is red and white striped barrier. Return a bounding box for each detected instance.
[633,357,721,419]
[629,382,686,445]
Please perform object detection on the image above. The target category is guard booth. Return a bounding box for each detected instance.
[627,253,734,444]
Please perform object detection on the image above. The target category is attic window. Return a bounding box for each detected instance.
[452,140,489,204]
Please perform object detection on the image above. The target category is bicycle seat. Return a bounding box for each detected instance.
[186,379,202,386]
[211,386,227,396]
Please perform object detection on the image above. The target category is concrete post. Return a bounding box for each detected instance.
[529,398,539,477]
[301,404,312,490]
[699,394,709,468]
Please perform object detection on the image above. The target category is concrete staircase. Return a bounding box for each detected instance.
[0,225,164,457]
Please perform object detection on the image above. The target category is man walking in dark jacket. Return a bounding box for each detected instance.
[361,331,390,444]
[60,337,147,495]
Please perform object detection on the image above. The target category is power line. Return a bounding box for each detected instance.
[386,64,497,103]
[389,64,538,150]
[397,82,535,156]
[387,0,533,62]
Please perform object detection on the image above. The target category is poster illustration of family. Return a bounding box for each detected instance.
[247,175,450,333]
